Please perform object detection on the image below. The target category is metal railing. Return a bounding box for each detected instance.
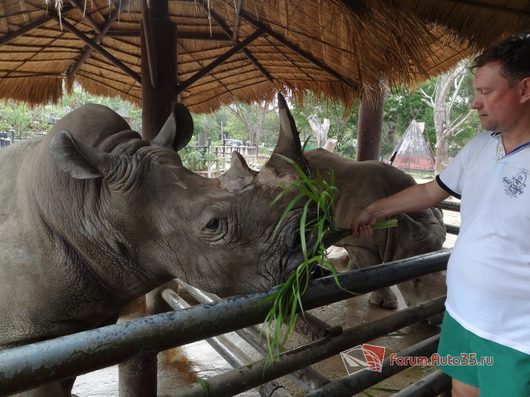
[0,131,15,148]
[438,199,461,235]
[0,250,450,396]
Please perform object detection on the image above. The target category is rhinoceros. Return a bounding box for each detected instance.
[0,96,315,396]
[305,149,447,309]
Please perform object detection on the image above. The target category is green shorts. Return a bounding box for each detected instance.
[437,311,530,396]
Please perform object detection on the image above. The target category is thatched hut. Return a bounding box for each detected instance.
[0,0,528,114]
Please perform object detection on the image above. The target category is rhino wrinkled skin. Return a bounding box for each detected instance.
[0,97,314,396]
[305,149,447,309]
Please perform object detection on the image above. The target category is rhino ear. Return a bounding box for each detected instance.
[50,130,110,179]
[261,93,309,179]
[219,152,256,192]
[152,103,194,151]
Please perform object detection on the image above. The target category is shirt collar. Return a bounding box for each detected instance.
[490,131,530,158]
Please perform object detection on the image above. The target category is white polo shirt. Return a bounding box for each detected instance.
[437,132,530,354]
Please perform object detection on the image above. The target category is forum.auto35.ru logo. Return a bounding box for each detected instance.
[340,344,386,374]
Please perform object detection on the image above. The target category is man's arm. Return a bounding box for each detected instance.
[352,180,450,237]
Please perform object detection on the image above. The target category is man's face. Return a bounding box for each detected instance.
[470,61,526,134]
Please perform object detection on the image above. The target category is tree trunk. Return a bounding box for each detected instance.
[434,134,450,174]
[386,113,398,152]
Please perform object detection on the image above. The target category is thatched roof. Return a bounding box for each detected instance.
[0,0,529,113]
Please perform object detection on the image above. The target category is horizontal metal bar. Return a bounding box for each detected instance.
[437,200,461,212]
[392,370,451,397]
[305,335,441,397]
[444,224,460,235]
[0,250,449,396]
[162,289,253,368]
[170,297,445,397]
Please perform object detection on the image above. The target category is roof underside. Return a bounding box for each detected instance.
[0,0,529,112]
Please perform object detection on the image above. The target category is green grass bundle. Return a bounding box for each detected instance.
[264,155,397,362]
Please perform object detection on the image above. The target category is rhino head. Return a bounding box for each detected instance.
[48,94,311,299]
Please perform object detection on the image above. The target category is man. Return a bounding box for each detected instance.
[352,33,530,396]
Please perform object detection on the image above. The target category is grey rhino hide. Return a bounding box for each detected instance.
[304,149,447,309]
[0,99,309,352]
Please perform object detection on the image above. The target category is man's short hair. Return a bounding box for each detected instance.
[472,32,530,85]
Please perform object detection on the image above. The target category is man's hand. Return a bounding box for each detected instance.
[351,208,376,238]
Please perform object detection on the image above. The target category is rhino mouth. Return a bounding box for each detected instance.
[279,220,318,283]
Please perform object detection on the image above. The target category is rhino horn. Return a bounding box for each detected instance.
[219,152,256,192]
[50,130,111,179]
[152,102,194,151]
[259,93,310,183]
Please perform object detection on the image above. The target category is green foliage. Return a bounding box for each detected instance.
[383,85,434,156]
[264,156,397,362]
[0,86,142,138]
[179,147,221,172]
[265,156,343,362]
[180,148,205,171]
[196,377,210,395]
[194,111,224,143]
[224,102,278,146]
[0,102,32,137]
[290,91,359,159]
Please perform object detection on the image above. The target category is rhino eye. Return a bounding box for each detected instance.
[199,210,229,243]
[205,218,220,230]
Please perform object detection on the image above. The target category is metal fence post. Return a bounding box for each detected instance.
[118,286,172,397]
[118,352,157,397]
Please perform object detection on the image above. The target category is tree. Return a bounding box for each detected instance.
[290,92,359,158]
[420,60,478,172]
[224,101,276,146]
[382,87,434,159]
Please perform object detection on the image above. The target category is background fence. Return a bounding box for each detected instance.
[0,131,15,148]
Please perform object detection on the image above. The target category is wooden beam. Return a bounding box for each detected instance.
[141,0,158,88]
[69,0,131,76]
[439,0,530,16]
[198,1,273,82]
[175,27,265,95]
[0,72,65,78]
[0,1,9,33]
[239,10,354,89]
[107,30,231,41]
[232,0,243,41]
[67,0,102,34]
[18,0,29,24]
[0,4,74,46]
[140,0,176,140]
[52,15,141,84]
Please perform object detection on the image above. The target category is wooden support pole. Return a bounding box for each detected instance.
[140,0,176,140]
[118,3,176,396]
[356,94,385,161]
[118,353,157,397]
